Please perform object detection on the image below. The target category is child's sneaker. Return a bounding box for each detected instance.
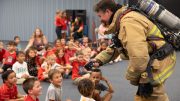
[109,61,114,64]
[114,58,122,63]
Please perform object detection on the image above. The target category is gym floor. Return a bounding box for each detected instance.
[0,41,179,101]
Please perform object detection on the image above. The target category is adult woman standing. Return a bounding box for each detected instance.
[24,27,48,55]
[55,10,63,39]
[61,11,70,39]
[70,17,84,40]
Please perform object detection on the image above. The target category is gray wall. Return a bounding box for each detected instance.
[0,0,123,42]
[0,0,96,42]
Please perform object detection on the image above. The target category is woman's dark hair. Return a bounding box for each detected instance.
[2,70,15,83]
[75,17,83,25]
[78,78,94,97]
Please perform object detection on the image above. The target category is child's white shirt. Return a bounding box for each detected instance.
[51,63,62,69]
[12,61,29,78]
[80,95,95,101]
[41,62,62,69]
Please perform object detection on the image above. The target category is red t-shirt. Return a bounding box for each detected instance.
[38,67,45,81]
[55,16,62,27]
[64,49,76,65]
[24,95,39,101]
[0,83,18,101]
[61,18,67,30]
[35,55,42,67]
[60,44,66,49]
[56,56,65,66]
[71,60,86,80]
[0,49,6,62]
[3,51,16,66]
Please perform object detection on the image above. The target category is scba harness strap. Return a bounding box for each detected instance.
[145,43,174,84]
[137,42,175,98]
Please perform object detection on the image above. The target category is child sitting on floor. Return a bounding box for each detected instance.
[12,51,31,84]
[78,78,95,101]
[90,69,114,101]
[52,39,62,52]
[97,42,108,54]
[26,47,41,77]
[64,41,77,66]
[38,54,64,81]
[71,51,90,85]
[1,41,17,72]
[42,44,54,62]
[0,70,24,101]
[55,49,72,79]
[14,36,22,51]
[23,78,42,101]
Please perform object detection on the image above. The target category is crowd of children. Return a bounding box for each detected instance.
[0,34,122,100]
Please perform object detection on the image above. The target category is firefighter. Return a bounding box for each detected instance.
[91,0,176,101]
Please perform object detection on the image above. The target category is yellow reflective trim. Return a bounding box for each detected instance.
[148,26,157,36]
[96,50,113,64]
[160,69,173,83]
[148,25,164,38]
[152,70,174,85]
[154,55,175,80]
[155,29,164,38]
[153,54,176,81]
[101,51,111,57]
[152,27,158,36]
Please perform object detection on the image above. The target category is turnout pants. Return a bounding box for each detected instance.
[135,83,169,101]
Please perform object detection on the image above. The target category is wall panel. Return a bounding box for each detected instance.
[0,0,123,42]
